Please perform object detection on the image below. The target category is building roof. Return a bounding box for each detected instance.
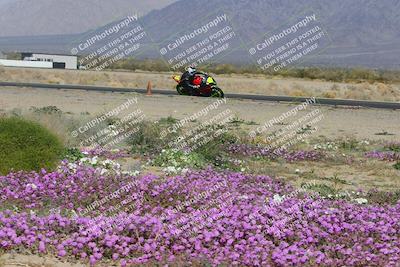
[21,52,77,58]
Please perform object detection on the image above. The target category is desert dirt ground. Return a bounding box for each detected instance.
[0,253,87,267]
[1,66,400,101]
[0,86,399,142]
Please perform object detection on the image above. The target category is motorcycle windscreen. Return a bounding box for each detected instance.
[206,77,215,84]
[172,75,181,82]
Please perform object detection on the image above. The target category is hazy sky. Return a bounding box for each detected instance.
[0,0,178,36]
[0,0,13,5]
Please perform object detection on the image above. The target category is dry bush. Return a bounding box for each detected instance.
[289,83,308,97]
[46,75,64,84]
[322,91,337,98]
[109,80,124,87]
[270,81,280,87]
[377,83,391,95]
[330,83,340,91]
[344,84,372,100]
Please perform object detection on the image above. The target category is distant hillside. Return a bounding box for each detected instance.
[0,0,399,68]
[0,0,176,36]
[138,0,400,68]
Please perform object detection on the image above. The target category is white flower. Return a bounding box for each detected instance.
[238,195,249,200]
[26,183,38,190]
[163,166,181,175]
[354,198,368,204]
[99,168,108,175]
[103,159,113,165]
[273,194,285,204]
[80,157,90,163]
[67,162,78,170]
[111,130,119,136]
[121,170,140,176]
[90,156,99,165]
[131,170,140,176]
[102,159,120,169]
[314,144,322,150]
[295,169,301,174]
[80,156,101,167]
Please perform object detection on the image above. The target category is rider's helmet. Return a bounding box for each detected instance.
[187,65,197,75]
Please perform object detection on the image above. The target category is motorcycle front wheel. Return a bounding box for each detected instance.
[211,86,224,98]
[176,85,188,95]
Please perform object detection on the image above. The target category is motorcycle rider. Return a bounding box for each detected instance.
[180,65,199,95]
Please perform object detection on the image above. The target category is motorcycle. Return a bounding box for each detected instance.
[172,72,224,98]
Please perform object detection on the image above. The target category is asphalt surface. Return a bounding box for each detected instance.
[1,81,399,110]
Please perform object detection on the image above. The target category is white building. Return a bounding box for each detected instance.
[21,52,78,69]
[0,59,53,68]
[0,51,5,59]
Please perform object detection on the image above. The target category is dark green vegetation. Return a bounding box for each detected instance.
[394,162,400,170]
[0,117,64,175]
[127,117,241,170]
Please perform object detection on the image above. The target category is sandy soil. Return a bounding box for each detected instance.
[0,253,87,267]
[0,86,399,142]
[1,66,400,101]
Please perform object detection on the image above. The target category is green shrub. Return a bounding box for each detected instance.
[301,183,337,197]
[194,129,237,162]
[394,162,400,170]
[385,143,400,152]
[29,106,62,115]
[127,120,180,154]
[366,190,400,205]
[158,116,178,124]
[338,138,361,151]
[153,149,207,169]
[63,148,85,162]
[0,117,64,175]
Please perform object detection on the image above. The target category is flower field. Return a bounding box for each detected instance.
[0,113,399,266]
